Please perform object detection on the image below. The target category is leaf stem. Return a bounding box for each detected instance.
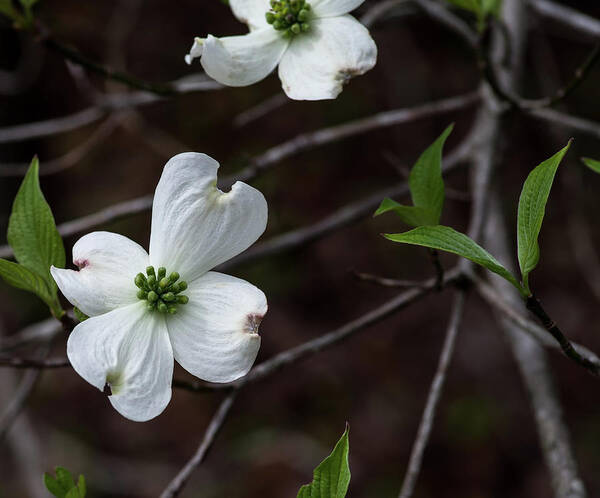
[526,295,600,376]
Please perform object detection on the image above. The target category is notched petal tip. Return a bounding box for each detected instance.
[185,37,205,65]
[245,311,266,336]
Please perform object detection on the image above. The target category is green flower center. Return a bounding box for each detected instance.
[135,266,189,314]
[265,0,312,37]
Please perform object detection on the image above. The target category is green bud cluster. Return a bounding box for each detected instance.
[265,0,311,37]
[135,266,189,314]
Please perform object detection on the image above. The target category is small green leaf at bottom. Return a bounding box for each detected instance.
[43,467,86,498]
[297,426,350,498]
[384,225,525,295]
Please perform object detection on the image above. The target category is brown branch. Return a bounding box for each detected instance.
[526,296,600,376]
[398,291,466,498]
[159,392,237,498]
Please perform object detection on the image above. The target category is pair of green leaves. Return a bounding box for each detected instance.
[446,0,502,31]
[297,426,350,498]
[44,467,86,498]
[0,157,65,316]
[377,125,571,297]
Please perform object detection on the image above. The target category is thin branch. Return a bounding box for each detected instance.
[233,93,288,128]
[0,344,49,441]
[159,392,237,498]
[0,114,123,177]
[0,356,70,369]
[42,36,182,96]
[528,108,600,139]
[473,274,600,371]
[235,91,481,184]
[175,267,463,393]
[530,0,600,40]
[353,272,428,288]
[398,291,466,498]
[361,0,415,28]
[0,73,220,144]
[526,296,600,376]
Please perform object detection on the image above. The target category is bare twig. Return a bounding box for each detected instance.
[0,356,70,369]
[528,108,600,139]
[0,345,48,441]
[473,275,600,371]
[530,0,600,40]
[0,114,123,177]
[0,74,220,144]
[353,272,428,288]
[398,291,466,498]
[159,392,237,498]
[233,93,288,128]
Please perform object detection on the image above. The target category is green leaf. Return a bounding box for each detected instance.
[374,198,437,227]
[43,467,76,498]
[384,225,525,294]
[43,467,84,498]
[0,0,19,19]
[517,142,570,293]
[297,426,351,498]
[582,157,600,174]
[0,258,55,306]
[19,0,40,8]
[408,124,453,225]
[7,157,65,292]
[77,474,86,497]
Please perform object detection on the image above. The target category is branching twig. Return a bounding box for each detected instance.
[159,392,237,498]
[397,291,466,498]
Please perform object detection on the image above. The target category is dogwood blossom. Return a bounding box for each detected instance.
[185,0,377,100]
[51,153,268,422]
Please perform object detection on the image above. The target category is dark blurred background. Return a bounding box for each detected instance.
[1,0,600,496]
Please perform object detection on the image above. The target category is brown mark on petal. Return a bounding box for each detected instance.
[74,258,89,270]
[245,313,264,335]
[336,67,363,84]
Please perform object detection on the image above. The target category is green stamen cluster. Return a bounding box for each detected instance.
[135,266,189,314]
[265,0,311,37]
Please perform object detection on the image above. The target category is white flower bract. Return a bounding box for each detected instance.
[51,153,268,422]
[185,0,377,100]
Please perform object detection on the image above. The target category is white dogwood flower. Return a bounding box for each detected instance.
[51,153,268,422]
[185,0,377,100]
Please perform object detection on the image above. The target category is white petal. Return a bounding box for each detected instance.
[312,0,366,17]
[51,232,149,317]
[278,15,377,100]
[230,0,271,30]
[185,37,204,65]
[149,153,268,282]
[67,303,173,422]
[167,271,267,383]
[200,30,288,87]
